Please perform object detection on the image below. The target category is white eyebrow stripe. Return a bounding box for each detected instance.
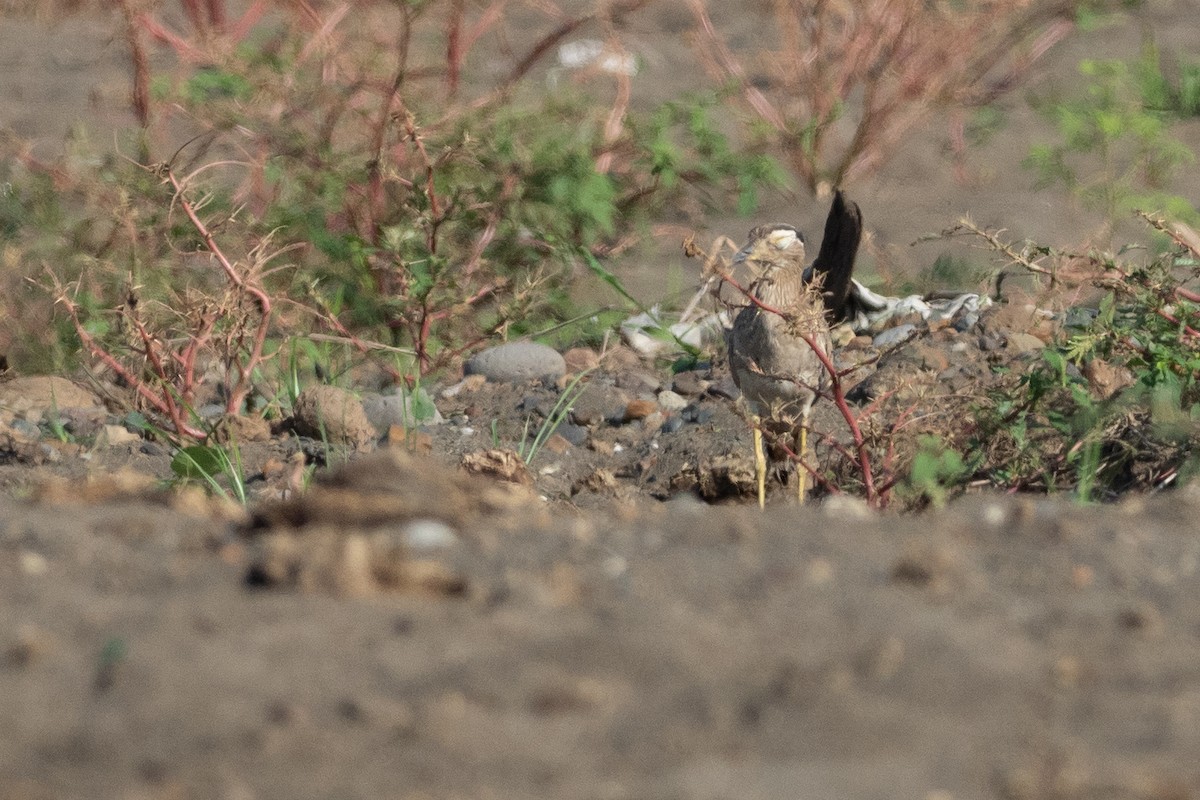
[768,229,797,249]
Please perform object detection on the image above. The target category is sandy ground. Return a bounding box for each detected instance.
[3,2,1200,799]
[3,458,1200,799]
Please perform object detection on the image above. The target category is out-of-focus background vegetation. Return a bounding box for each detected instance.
[1,0,1197,377]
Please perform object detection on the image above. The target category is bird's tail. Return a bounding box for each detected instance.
[810,189,862,324]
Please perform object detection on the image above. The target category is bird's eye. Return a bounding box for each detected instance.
[767,229,797,249]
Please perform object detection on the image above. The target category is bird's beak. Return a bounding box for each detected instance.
[732,243,752,265]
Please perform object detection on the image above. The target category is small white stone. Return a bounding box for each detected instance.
[982,503,1008,528]
[19,551,48,576]
[401,519,459,550]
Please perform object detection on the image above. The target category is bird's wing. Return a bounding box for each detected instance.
[809,189,862,324]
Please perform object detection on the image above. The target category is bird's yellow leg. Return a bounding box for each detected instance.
[753,423,767,509]
[796,412,809,505]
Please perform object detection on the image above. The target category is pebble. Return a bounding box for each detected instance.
[872,324,917,348]
[671,371,710,397]
[655,390,688,412]
[1005,332,1045,354]
[292,385,377,449]
[554,422,589,446]
[97,424,141,447]
[361,388,444,432]
[623,399,657,421]
[401,519,459,550]
[464,342,566,383]
[660,415,685,434]
[562,347,600,373]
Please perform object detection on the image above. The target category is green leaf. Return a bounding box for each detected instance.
[171,445,226,479]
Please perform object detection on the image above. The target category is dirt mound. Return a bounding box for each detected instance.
[3,459,1200,798]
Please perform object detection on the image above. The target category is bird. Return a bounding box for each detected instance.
[726,189,862,507]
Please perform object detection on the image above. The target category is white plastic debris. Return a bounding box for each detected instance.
[619,305,728,358]
[556,39,638,76]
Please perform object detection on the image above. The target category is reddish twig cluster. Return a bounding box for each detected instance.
[688,0,1078,193]
[53,162,279,441]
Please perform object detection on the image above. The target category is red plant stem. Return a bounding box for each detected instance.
[800,329,877,502]
[164,168,273,413]
[136,13,206,62]
[1154,307,1200,340]
[60,298,206,440]
[117,0,152,131]
[446,0,465,97]
[1176,286,1200,304]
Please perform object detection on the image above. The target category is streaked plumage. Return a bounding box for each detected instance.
[727,190,862,506]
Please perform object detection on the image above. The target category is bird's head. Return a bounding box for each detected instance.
[732,224,806,276]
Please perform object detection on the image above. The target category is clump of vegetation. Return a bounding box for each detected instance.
[1,0,782,440]
[911,216,1200,504]
[1027,43,1199,237]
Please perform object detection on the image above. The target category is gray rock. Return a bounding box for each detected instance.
[1006,332,1045,354]
[361,388,444,433]
[464,342,566,383]
[671,371,710,397]
[872,324,917,348]
[554,422,589,446]
[660,415,685,434]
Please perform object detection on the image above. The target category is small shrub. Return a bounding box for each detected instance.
[1026,52,1198,237]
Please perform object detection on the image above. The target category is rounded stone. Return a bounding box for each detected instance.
[464,343,566,384]
[656,390,688,412]
[872,324,917,348]
[401,519,459,550]
[0,376,103,416]
[361,389,444,432]
[293,385,376,449]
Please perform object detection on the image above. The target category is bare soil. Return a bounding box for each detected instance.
[3,3,1200,799]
